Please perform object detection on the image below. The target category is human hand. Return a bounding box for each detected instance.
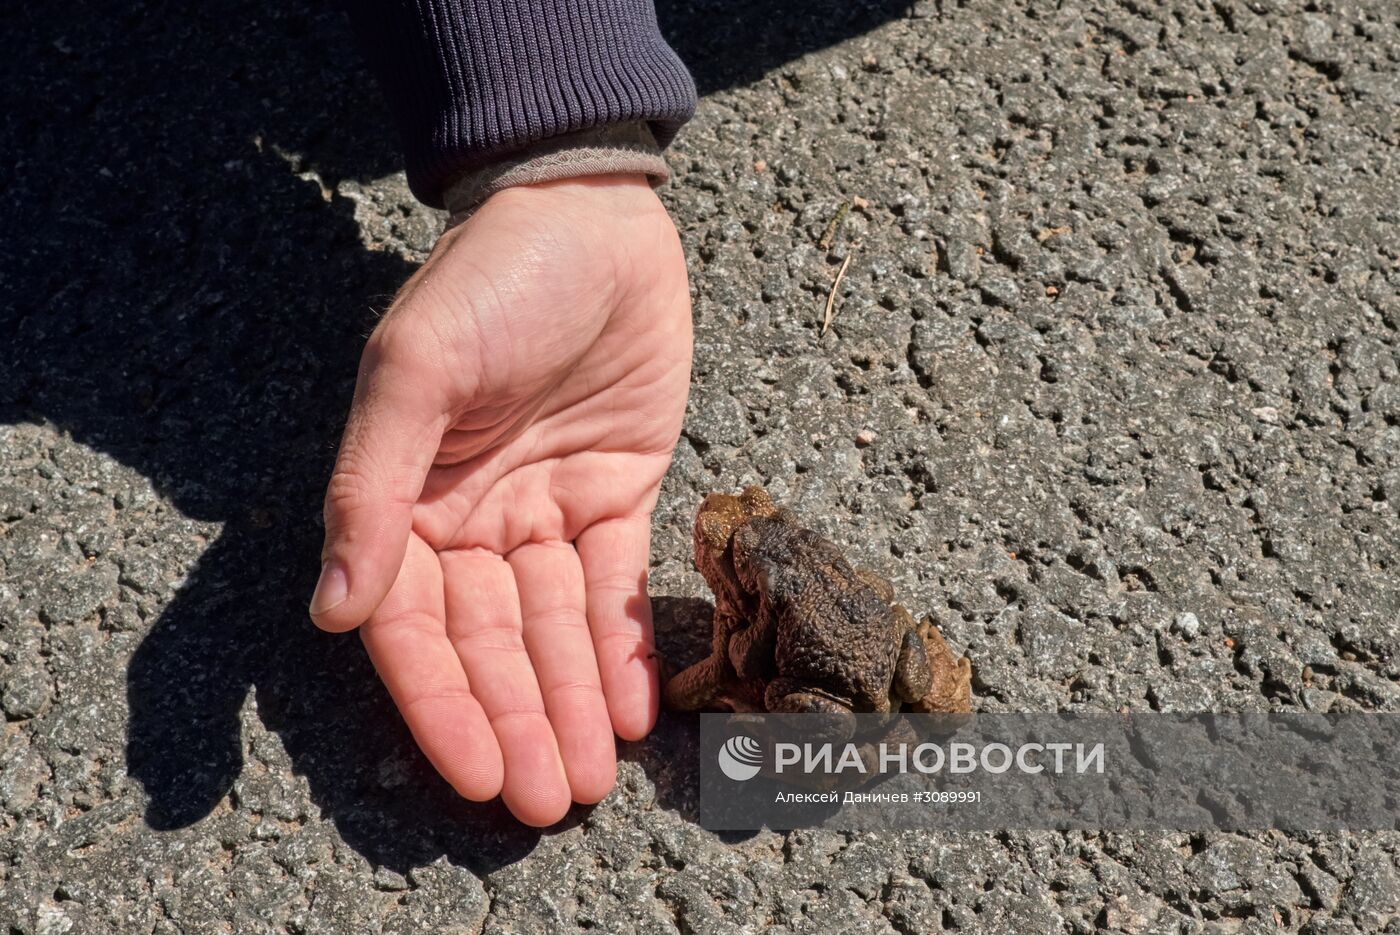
[310,176,692,826]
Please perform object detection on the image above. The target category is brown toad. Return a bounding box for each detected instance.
[663,486,972,732]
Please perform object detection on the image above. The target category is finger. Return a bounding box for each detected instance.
[575,516,658,741]
[313,335,446,632]
[441,549,572,827]
[360,535,503,801]
[508,541,618,805]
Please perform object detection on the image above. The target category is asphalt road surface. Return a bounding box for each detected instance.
[4,0,1400,931]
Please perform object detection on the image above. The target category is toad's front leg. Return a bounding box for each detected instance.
[727,609,778,682]
[908,613,973,714]
[662,610,744,711]
[891,606,934,704]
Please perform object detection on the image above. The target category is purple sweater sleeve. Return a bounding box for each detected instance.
[344,0,697,206]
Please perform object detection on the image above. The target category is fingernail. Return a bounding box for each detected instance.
[310,562,349,616]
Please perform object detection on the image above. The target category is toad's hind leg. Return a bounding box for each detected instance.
[663,608,743,711]
[892,624,934,703]
[764,678,857,743]
[663,654,730,711]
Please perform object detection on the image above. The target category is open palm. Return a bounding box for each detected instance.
[310,177,692,826]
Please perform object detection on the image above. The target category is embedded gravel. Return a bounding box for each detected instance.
[4,0,1400,932]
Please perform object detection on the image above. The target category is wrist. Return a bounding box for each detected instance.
[441,123,670,226]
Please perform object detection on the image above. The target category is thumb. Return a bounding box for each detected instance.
[311,344,446,632]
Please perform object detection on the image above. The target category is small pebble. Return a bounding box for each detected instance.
[2,663,52,720]
[1171,612,1201,640]
[1251,406,1280,424]
[373,867,410,892]
[855,429,877,447]
[752,159,767,172]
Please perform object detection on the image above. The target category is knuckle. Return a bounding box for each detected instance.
[359,321,464,418]
[370,609,440,637]
[451,626,526,655]
[323,466,373,521]
[359,322,430,399]
[594,630,647,655]
[359,319,423,387]
[366,318,417,368]
[587,572,644,597]
[398,688,475,716]
[528,608,589,633]
[544,679,604,709]
[485,707,548,729]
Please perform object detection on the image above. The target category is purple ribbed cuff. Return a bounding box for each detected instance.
[346,0,697,207]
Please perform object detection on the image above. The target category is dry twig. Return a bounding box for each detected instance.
[818,201,851,251]
[822,246,857,336]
